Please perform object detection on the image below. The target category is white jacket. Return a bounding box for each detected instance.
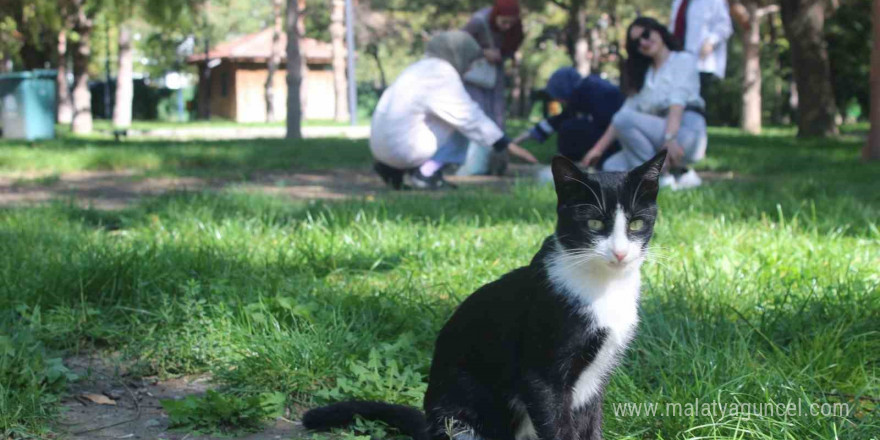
[669,0,733,79]
[370,58,504,169]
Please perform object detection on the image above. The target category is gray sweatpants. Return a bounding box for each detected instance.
[602,108,708,172]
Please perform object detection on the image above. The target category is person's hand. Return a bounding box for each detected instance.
[699,40,714,59]
[512,131,531,145]
[507,143,539,164]
[664,139,685,167]
[580,147,603,168]
[484,48,502,63]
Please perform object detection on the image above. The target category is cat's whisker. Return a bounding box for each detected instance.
[644,251,671,261]
[644,249,672,262]
[564,176,606,212]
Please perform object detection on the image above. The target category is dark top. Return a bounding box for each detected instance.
[530,74,625,142]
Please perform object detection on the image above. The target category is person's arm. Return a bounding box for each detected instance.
[668,54,700,112]
[462,11,501,63]
[701,0,734,58]
[664,105,684,142]
[664,55,700,166]
[580,124,618,167]
[426,64,503,145]
[425,63,536,163]
[507,142,539,163]
[462,12,482,39]
[663,105,686,166]
[514,110,574,144]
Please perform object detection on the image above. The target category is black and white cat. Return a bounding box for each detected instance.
[303,150,667,440]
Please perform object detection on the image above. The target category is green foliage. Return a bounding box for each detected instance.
[160,390,286,435]
[315,334,429,407]
[0,308,77,436]
[826,0,872,120]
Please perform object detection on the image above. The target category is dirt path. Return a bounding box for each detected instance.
[57,356,306,440]
[0,166,545,210]
[0,166,738,210]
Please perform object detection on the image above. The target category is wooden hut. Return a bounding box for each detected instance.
[187,29,335,122]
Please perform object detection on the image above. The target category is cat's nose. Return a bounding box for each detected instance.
[613,251,627,262]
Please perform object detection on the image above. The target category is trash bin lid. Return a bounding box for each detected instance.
[0,69,57,80]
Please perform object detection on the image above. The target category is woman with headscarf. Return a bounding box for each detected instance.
[370,31,538,190]
[581,17,707,189]
[457,0,526,175]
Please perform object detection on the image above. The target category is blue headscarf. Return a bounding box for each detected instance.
[544,68,582,101]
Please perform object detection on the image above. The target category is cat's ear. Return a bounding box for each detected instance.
[626,149,667,202]
[551,155,589,204]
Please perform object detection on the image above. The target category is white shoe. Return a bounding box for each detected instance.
[675,168,703,189]
[659,173,677,190]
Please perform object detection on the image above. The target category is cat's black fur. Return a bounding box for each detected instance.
[303,151,667,440]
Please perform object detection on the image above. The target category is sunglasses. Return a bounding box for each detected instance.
[631,28,652,45]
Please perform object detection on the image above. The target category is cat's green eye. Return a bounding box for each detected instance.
[629,219,645,231]
[587,219,604,230]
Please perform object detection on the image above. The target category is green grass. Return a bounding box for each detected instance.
[0,127,878,438]
[87,119,367,132]
[0,137,371,177]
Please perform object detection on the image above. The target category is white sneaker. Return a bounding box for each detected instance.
[659,173,677,190]
[675,168,703,189]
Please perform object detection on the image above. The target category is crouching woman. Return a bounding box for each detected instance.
[370,31,537,190]
[582,17,708,189]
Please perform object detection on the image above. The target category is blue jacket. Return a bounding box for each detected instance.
[530,75,625,142]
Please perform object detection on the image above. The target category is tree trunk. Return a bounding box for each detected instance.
[566,1,591,76]
[367,45,387,90]
[113,24,133,128]
[71,0,93,134]
[56,29,73,124]
[198,1,212,120]
[511,51,523,117]
[865,0,880,160]
[767,12,785,124]
[330,0,350,122]
[286,0,303,139]
[265,0,283,123]
[741,2,762,134]
[779,0,838,137]
[589,23,604,72]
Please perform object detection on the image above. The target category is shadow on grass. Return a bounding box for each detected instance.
[0,137,373,176]
[24,163,877,243]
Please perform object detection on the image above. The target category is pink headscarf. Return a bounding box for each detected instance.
[488,0,525,57]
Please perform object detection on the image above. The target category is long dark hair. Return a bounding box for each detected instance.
[623,17,681,95]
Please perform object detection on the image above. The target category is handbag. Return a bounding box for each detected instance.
[464,59,497,89]
[463,17,497,89]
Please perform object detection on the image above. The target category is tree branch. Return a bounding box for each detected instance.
[756,5,780,18]
[548,0,571,11]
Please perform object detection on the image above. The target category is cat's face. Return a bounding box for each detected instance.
[551,152,665,275]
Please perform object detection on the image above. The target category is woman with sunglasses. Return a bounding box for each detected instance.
[581,17,707,189]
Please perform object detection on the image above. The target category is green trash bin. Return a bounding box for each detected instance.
[0,70,57,140]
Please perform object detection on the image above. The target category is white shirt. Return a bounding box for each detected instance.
[622,51,705,116]
[369,58,504,169]
[669,0,733,78]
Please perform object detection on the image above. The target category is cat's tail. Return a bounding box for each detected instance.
[302,400,428,440]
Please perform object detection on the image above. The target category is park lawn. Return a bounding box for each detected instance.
[1,127,878,438]
[87,119,367,131]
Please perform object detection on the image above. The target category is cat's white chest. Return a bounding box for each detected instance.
[545,241,642,410]
[550,266,641,410]
[569,287,639,410]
